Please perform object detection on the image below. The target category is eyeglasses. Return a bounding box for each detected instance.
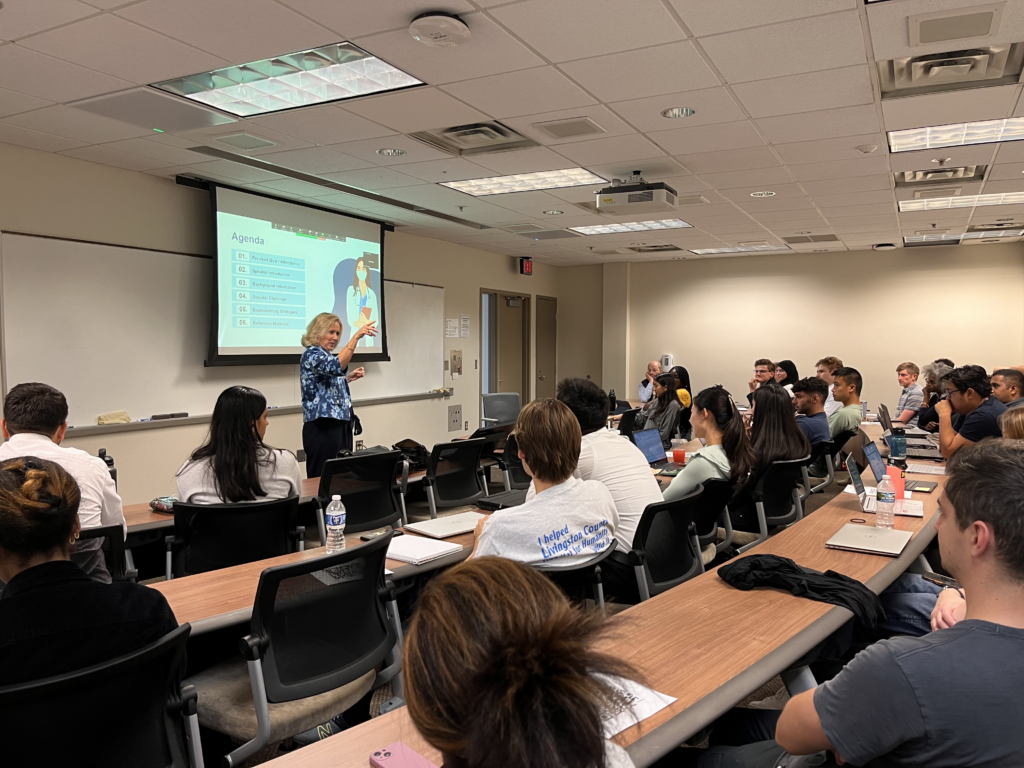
[755,368,772,374]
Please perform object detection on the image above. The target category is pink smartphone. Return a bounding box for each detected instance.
[369,742,438,768]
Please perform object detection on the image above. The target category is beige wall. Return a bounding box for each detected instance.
[0,142,604,504]
[602,261,631,395]
[623,243,1024,412]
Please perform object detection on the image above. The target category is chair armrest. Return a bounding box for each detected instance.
[627,547,645,567]
[180,683,199,717]
[378,578,397,603]
[126,569,139,584]
[239,634,265,661]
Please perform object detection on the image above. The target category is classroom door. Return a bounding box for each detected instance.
[535,297,557,400]
[496,294,527,401]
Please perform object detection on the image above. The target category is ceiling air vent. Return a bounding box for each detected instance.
[502,223,547,233]
[519,229,581,240]
[914,186,962,199]
[783,234,839,244]
[628,244,682,253]
[968,221,1024,231]
[877,43,1024,99]
[895,166,987,186]
[409,121,538,156]
[909,4,1004,47]
[215,133,278,150]
[592,248,629,256]
[533,117,606,140]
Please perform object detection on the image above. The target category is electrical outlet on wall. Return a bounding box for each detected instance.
[355,440,365,451]
[448,404,462,432]
[465,421,468,430]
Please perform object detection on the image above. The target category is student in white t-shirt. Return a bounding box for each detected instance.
[473,398,618,569]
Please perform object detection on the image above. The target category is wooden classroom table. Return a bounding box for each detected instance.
[262,430,943,768]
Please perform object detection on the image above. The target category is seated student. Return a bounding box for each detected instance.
[791,377,830,447]
[637,359,662,405]
[894,361,924,426]
[691,439,1024,768]
[663,386,754,501]
[633,373,682,449]
[935,365,1005,459]
[0,383,124,583]
[1002,408,1024,439]
[0,457,178,686]
[669,365,694,438]
[815,357,843,417]
[916,360,953,432]
[773,360,798,396]
[934,357,955,367]
[177,385,301,504]
[472,399,618,568]
[746,359,775,405]
[826,366,863,441]
[990,367,1024,409]
[405,557,639,768]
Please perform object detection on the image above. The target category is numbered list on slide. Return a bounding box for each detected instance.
[232,250,306,332]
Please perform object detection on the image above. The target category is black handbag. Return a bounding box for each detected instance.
[392,438,429,470]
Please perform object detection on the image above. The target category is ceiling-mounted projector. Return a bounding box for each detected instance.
[595,171,677,215]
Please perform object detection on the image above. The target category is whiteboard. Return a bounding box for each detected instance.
[0,234,444,427]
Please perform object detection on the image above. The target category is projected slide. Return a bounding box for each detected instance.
[210,187,387,364]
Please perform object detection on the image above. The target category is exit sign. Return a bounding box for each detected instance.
[519,257,533,275]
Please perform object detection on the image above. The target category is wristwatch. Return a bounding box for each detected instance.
[940,585,965,600]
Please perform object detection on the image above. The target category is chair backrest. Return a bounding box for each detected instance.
[809,439,834,464]
[481,393,521,425]
[752,456,809,526]
[172,496,299,577]
[501,432,532,489]
[0,623,193,767]
[831,429,859,459]
[691,478,735,547]
[631,487,703,597]
[618,408,640,442]
[251,532,395,703]
[426,438,488,505]
[317,451,403,533]
[77,524,133,582]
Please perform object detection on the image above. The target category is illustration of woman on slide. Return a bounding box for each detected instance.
[346,256,378,347]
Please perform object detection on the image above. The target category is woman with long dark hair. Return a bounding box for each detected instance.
[634,373,681,449]
[670,365,693,439]
[177,386,301,504]
[663,386,754,501]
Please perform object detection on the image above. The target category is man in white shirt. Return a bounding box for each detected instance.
[816,356,843,417]
[0,383,125,582]
[638,360,662,405]
[473,398,618,569]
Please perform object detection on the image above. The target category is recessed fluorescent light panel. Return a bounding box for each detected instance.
[441,168,606,196]
[889,117,1024,152]
[899,192,1024,210]
[690,245,791,255]
[153,42,422,117]
[569,219,692,235]
[905,230,1024,243]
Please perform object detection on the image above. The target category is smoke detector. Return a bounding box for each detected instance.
[409,12,471,47]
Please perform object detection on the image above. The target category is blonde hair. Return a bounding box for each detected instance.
[301,313,342,348]
[1001,408,1024,439]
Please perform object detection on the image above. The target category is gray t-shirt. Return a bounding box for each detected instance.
[814,620,1024,767]
[176,448,302,505]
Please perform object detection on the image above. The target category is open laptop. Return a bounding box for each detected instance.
[847,456,924,517]
[826,523,913,556]
[863,441,938,493]
[633,428,683,473]
[877,403,943,459]
[878,403,932,439]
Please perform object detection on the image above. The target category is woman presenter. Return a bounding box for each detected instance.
[346,257,379,348]
[300,312,377,478]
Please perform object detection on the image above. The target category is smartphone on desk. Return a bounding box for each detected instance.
[369,742,438,768]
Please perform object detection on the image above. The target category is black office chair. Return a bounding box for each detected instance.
[626,487,704,602]
[0,624,202,767]
[314,451,405,544]
[165,496,303,580]
[185,533,403,767]
[423,438,489,519]
[804,439,835,496]
[618,408,641,443]
[473,423,516,491]
[78,524,136,583]
[481,392,521,426]
[497,432,531,490]
[535,540,618,613]
[737,456,810,553]
[691,478,736,557]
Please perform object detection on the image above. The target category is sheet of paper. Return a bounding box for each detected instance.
[460,315,470,338]
[445,318,458,337]
[908,463,945,475]
[598,676,677,738]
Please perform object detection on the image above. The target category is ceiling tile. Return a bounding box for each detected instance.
[0,0,95,41]
[889,144,998,173]
[326,134,450,166]
[720,182,806,202]
[277,0,474,39]
[2,104,151,143]
[184,160,284,183]
[255,178,339,197]
[800,176,891,195]
[80,0,136,8]
[608,87,744,132]
[558,41,720,102]
[790,156,890,182]
[993,141,1024,164]
[0,121,87,151]
[441,67,596,119]
[489,0,685,63]
[257,146,373,174]
[585,159,692,182]
[749,208,823,222]
[176,123,314,155]
[881,85,1020,132]
[756,104,879,144]
[731,65,873,118]
[697,12,865,84]
[554,134,665,167]
[0,86,52,118]
[810,190,895,208]
[736,196,813,213]
[57,144,170,171]
[355,12,542,86]
[20,14,228,84]
[899,209,971,222]
[774,134,886,165]
[99,137,210,165]
[674,146,781,174]
[987,162,1024,181]
[341,87,487,134]
[488,190,578,216]
[819,202,896,218]
[697,166,795,190]
[649,120,765,154]
[252,104,395,145]
[469,146,579,175]
[0,45,133,102]
[388,156,493,182]
[766,223,834,236]
[979,178,1024,195]
[501,105,637,146]
[116,0,336,63]
[319,166,426,190]
[667,0,856,37]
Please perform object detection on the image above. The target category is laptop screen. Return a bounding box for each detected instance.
[847,456,866,496]
[878,403,892,432]
[633,428,666,464]
[863,441,888,484]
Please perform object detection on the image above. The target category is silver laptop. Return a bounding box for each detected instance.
[878,403,933,441]
[826,523,913,556]
[404,511,485,539]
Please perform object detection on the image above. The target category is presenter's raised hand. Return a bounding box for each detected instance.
[347,367,366,383]
[356,320,379,339]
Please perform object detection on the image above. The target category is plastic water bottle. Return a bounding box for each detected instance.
[875,475,896,530]
[326,495,347,553]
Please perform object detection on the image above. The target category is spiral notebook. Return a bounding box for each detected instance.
[386,535,463,565]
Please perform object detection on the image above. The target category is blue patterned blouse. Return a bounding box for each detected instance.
[300,346,352,423]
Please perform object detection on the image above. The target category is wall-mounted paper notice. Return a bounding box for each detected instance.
[445,318,458,337]
[460,315,470,338]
